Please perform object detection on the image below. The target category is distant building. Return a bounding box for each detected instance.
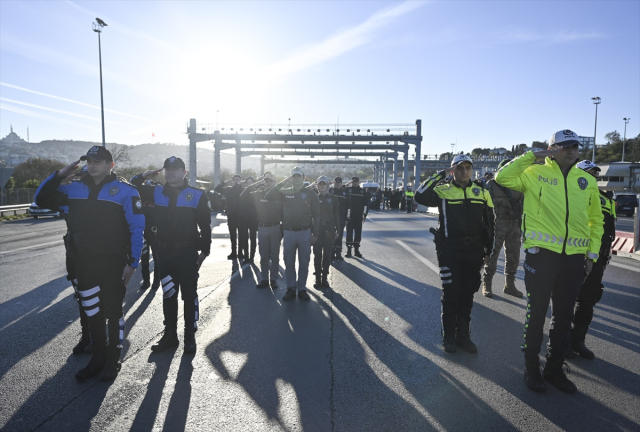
[597,162,640,193]
[489,147,507,155]
[0,126,27,146]
[578,136,595,150]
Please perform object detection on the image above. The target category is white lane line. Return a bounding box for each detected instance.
[0,240,63,255]
[396,240,439,274]
[608,261,640,273]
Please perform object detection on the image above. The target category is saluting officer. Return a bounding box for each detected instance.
[240,172,283,289]
[313,176,340,289]
[238,176,258,265]
[565,160,616,360]
[265,167,319,301]
[329,176,349,261]
[36,146,145,381]
[414,155,495,354]
[345,176,369,258]
[215,174,244,259]
[132,156,212,354]
[496,130,604,394]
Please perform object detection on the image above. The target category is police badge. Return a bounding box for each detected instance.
[600,196,606,206]
[109,187,120,196]
[301,193,307,200]
[578,177,588,190]
[186,192,194,202]
[472,187,480,197]
[327,197,332,203]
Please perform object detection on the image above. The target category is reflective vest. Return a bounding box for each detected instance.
[495,151,604,260]
[405,191,414,200]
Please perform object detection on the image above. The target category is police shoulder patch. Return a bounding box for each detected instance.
[472,187,480,197]
[109,186,120,196]
[301,193,307,200]
[132,196,144,214]
[578,177,588,190]
[600,196,606,206]
[186,192,194,202]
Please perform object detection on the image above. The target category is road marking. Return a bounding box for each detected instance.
[0,240,63,255]
[396,240,439,274]
[608,261,640,273]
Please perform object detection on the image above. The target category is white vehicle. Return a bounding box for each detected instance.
[361,181,380,193]
[27,202,61,219]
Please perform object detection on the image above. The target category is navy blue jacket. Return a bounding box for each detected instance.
[131,176,212,256]
[36,172,145,267]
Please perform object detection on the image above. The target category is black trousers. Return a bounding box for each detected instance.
[437,245,484,339]
[158,248,199,333]
[227,216,240,252]
[522,248,585,359]
[573,246,609,328]
[140,233,158,283]
[64,235,88,334]
[239,218,257,258]
[314,227,335,275]
[75,255,127,352]
[333,217,347,252]
[406,199,413,213]
[346,218,363,248]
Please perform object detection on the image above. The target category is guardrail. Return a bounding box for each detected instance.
[0,204,30,217]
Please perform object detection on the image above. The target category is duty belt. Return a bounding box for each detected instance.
[258,222,280,227]
[157,240,197,250]
[444,234,482,246]
[284,227,310,232]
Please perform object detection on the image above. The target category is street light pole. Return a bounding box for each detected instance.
[93,19,107,147]
[622,118,630,162]
[591,97,601,163]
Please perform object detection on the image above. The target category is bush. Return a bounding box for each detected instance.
[23,179,40,188]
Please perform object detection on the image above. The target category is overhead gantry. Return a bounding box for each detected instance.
[186,119,423,188]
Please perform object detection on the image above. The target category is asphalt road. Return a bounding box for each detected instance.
[0,212,639,432]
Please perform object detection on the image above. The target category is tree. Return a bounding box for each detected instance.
[604,131,621,144]
[109,143,131,166]
[23,179,40,188]
[531,141,547,150]
[12,158,65,188]
[241,168,257,180]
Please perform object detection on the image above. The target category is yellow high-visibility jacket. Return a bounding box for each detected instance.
[405,191,415,199]
[495,151,604,261]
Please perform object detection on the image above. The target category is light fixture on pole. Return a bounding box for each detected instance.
[622,118,630,162]
[93,18,108,147]
[591,97,601,163]
[451,143,455,159]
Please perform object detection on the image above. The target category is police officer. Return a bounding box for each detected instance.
[240,172,283,289]
[565,160,616,360]
[132,156,212,354]
[36,146,145,381]
[483,158,524,298]
[345,176,369,258]
[140,180,160,290]
[496,130,604,393]
[215,174,244,260]
[313,176,340,289]
[238,176,258,265]
[329,177,349,261]
[415,155,495,354]
[265,167,319,301]
[405,185,415,213]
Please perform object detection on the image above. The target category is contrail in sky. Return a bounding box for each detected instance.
[0,97,126,126]
[0,82,153,122]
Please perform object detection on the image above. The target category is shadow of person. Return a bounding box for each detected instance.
[162,355,194,431]
[129,350,178,432]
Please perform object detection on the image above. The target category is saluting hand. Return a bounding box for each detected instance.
[122,265,136,286]
[57,160,81,178]
[142,168,163,179]
[532,148,560,160]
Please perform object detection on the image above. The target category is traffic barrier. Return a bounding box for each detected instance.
[0,204,30,217]
[611,231,634,254]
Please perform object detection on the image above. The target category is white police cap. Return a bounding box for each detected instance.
[550,129,582,147]
[576,160,601,172]
[451,154,473,167]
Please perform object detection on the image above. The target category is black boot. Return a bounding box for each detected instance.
[99,345,122,381]
[322,274,330,289]
[313,273,322,289]
[151,278,160,290]
[227,249,237,260]
[571,324,595,359]
[455,320,478,354]
[151,327,179,352]
[354,246,363,258]
[140,280,150,290]
[334,250,344,261]
[524,356,546,392]
[256,280,270,289]
[442,314,456,353]
[345,247,353,258]
[184,330,197,354]
[270,279,278,290]
[73,326,92,354]
[543,355,577,393]
[75,345,107,382]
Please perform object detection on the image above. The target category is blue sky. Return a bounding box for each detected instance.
[1,0,638,156]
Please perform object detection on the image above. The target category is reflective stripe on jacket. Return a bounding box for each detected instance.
[495,151,604,261]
